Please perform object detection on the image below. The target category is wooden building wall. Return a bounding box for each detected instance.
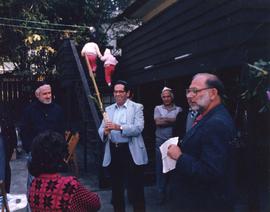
[115,0,270,185]
[0,75,63,125]
[117,0,270,85]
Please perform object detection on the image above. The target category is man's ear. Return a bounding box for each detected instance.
[127,91,130,97]
[211,88,218,100]
[35,89,39,98]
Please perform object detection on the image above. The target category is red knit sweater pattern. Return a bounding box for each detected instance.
[29,173,100,212]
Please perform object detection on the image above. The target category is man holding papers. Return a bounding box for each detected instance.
[167,73,236,212]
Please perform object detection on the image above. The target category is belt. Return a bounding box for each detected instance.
[110,142,128,148]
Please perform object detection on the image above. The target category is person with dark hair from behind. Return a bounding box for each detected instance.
[168,73,236,212]
[28,131,100,212]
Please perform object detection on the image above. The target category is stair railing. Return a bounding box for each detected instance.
[69,40,101,130]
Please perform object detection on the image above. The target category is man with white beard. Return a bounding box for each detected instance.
[20,82,65,153]
[167,73,236,212]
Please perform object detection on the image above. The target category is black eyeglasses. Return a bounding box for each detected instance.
[113,90,126,94]
[186,87,213,96]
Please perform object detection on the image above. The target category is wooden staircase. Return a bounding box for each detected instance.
[57,39,113,187]
[57,39,155,187]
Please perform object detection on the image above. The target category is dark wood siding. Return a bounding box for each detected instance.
[117,0,270,85]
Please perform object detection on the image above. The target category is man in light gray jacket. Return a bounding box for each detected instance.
[99,80,148,212]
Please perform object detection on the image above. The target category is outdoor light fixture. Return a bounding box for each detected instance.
[174,53,191,60]
[144,65,154,70]
[88,26,96,33]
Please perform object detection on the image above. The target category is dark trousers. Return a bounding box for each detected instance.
[109,143,145,212]
[5,161,11,192]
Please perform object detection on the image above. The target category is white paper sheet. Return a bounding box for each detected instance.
[0,193,27,211]
[159,137,179,173]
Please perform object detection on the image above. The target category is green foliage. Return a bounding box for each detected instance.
[0,0,133,76]
[241,60,270,112]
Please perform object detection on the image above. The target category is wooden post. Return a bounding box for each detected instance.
[84,56,108,121]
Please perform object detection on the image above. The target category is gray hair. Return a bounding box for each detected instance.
[193,73,224,97]
[35,84,51,96]
[161,88,174,99]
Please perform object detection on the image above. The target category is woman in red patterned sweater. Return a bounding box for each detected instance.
[28,131,101,211]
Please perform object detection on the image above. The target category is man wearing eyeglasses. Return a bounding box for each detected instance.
[98,80,148,212]
[167,73,236,212]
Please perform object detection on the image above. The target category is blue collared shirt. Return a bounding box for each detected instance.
[110,100,130,143]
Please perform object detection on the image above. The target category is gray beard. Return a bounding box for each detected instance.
[190,93,211,114]
[40,99,52,104]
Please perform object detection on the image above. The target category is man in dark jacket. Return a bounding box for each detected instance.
[168,73,236,212]
[20,82,65,153]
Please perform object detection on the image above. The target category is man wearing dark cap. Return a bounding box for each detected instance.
[20,82,65,153]
[167,73,236,212]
